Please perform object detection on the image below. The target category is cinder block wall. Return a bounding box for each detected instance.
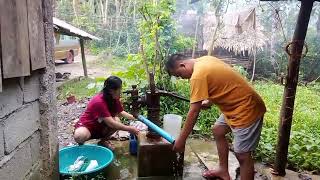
[0,72,42,180]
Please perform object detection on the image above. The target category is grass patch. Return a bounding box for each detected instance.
[57,56,129,101]
[57,78,96,100]
[88,55,128,71]
[254,81,320,171]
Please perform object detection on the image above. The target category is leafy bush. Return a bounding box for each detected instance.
[161,79,320,171]
[254,82,320,171]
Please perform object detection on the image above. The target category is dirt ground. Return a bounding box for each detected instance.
[55,54,110,80]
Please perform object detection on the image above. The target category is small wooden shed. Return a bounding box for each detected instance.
[53,17,101,77]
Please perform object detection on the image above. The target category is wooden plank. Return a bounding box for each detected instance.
[0,0,30,78]
[27,0,46,70]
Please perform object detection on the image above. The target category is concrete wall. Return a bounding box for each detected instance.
[0,72,42,180]
[0,1,57,179]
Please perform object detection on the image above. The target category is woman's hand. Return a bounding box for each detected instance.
[128,126,139,136]
[120,111,137,121]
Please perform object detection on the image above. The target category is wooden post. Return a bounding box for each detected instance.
[273,0,314,176]
[79,38,88,77]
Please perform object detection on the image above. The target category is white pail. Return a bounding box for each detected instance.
[163,114,182,139]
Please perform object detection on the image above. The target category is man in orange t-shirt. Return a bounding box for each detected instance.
[165,54,266,180]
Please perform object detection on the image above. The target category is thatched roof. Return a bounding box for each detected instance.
[203,8,268,55]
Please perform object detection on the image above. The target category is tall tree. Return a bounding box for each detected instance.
[207,0,230,56]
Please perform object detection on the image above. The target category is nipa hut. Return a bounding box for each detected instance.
[203,8,268,71]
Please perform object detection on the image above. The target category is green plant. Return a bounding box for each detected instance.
[254,81,320,171]
[57,78,96,100]
[114,0,194,90]
[112,54,148,89]
[86,77,107,93]
[233,65,249,79]
[161,80,320,171]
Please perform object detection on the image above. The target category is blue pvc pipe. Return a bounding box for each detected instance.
[137,115,175,144]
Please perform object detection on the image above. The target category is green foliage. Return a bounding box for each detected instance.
[170,35,194,54]
[112,0,195,91]
[112,54,148,89]
[57,78,96,100]
[161,79,320,171]
[56,0,74,23]
[254,82,320,171]
[86,77,107,93]
[233,65,249,79]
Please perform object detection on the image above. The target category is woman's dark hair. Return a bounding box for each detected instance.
[102,76,122,114]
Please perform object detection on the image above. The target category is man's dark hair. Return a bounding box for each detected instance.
[165,54,189,74]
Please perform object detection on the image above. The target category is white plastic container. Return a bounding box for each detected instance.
[163,114,182,139]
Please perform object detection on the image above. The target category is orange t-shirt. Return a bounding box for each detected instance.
[190,56,266,128]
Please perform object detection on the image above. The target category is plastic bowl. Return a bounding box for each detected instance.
[59,144,114,175]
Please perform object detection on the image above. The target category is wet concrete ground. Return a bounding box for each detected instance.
[61,138,319,180]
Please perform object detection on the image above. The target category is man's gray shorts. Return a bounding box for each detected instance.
[215,114,263,153]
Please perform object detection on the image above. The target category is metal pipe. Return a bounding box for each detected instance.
[158,90,189,102]
[137,115,175,144]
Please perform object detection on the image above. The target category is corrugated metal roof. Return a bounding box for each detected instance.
[53,17,101,40]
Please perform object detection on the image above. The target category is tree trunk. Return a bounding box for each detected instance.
[133,0,136,23]
[250,47,257,82]
[72,0,80,25]
[99,0,105,24]
[316,11,320,38]
[207,0,226,56]
[104,0,109,26]
[270,7,279,76]
[126,0,132,53]
[140,43,150,82]
[115,0,120,30]
[192,16,200,58]
[207,17,221,56]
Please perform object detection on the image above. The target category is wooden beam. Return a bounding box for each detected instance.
[27,0,46,70]
[80,38,88,77]
[0,0,30,78]
[273,0,314,176]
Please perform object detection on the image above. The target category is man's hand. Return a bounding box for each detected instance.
[173,101,201,152]
[201,99,213,110]
[173,136,186,152]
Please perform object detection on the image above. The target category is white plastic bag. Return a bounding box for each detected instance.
[85,160,99,172]
[68,156,86,172]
